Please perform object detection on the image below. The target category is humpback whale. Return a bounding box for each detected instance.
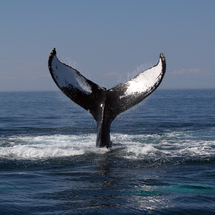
[48,48,166,148]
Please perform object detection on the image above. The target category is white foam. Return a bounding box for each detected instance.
[0,132,214,160]
[0,134,108,160]
[111,132,215,160]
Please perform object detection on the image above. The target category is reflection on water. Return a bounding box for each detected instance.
[34,152,215,214]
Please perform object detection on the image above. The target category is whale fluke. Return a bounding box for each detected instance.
[48,48,166,148]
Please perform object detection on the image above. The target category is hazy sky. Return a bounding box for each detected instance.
[0,0,215,91]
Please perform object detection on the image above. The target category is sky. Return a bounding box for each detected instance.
[0,0,215,91]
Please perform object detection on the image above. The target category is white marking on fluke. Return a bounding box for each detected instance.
[121,58,162,98]
[51,54,92,95]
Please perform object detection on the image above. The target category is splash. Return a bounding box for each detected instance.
[0,134,107,160]
[0,131,215,161]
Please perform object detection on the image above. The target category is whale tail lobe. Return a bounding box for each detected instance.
[48,48,166,147]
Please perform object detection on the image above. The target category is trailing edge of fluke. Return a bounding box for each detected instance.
[48,48,166,148]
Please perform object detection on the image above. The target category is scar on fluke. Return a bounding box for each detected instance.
[48,48,166,148]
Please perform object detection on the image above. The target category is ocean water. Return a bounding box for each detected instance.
[0,89,215,214]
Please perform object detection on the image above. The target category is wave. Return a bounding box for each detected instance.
[0,131,215,161]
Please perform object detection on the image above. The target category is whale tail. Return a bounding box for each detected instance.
[48,48,166,147]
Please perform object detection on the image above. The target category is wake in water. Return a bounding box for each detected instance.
[1,131,215,162]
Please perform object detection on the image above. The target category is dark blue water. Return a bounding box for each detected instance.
[0,89,215,214]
